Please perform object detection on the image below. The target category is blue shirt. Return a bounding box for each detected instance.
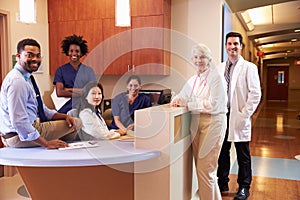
[0,63,56,141]
[110,92,151,129]
[53,63,96,113]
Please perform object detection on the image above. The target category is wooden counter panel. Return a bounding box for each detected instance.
[18,164,133,200]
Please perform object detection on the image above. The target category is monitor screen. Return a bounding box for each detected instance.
[139,89,171,106]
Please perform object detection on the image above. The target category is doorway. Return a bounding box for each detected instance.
[0,37,2,87]
[267,64,289,101]
[0,10,10,177]
[0,10,10,88]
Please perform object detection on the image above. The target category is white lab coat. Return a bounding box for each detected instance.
[217,56,261,142]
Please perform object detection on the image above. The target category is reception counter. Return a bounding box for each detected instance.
[0,140,160,200]
[0,104,196,200]
[134,104,197,200]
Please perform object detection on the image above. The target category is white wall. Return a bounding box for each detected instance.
[169,0,223,94]
[0,0,51,94]
[1,0,225,99]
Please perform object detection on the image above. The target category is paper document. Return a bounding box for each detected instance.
[58,141,100,150]
[51,88,71,110]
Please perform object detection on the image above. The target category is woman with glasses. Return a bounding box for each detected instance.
[171,43,227,200]
[110,75,151,134]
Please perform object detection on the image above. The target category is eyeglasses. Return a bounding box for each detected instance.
[24,52,42,59]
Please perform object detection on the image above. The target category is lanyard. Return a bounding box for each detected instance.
[189,69,210,100]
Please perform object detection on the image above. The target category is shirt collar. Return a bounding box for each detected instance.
[227,55,240,67]
[14,63,31,81]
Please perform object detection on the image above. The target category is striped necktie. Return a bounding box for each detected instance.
[30,75,47,122]
[225,62,232,93]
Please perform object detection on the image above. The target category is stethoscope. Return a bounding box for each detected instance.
[188,69,210,101]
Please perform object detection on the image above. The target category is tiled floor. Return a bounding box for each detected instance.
[0,173,29,200]
[0,101,300,200]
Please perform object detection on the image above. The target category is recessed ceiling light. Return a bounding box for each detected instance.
[295,29,300,33]
[248,6,272,25]
[291,38,298,42]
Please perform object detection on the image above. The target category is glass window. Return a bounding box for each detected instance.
[278,71,284,84]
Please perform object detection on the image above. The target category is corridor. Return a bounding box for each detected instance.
[222,101,300,200]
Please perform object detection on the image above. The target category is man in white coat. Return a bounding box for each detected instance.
[217,32,261,200]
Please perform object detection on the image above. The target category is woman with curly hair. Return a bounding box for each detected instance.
[53,34,96,114]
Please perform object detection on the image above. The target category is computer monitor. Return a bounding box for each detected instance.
[139,89,172,106]
[103,89,172,111]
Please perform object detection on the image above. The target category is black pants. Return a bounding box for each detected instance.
[217,112,252,189]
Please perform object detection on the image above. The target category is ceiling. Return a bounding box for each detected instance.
[225,0,300,60]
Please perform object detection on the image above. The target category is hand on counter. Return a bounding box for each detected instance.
[170,98,187,107]
[33,136,68,149]
[114,129,127,136]
[46,140,69,149]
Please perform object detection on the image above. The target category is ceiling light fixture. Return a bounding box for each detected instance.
[238,11,255,31]
[115,0,131,27]
[291,38,298,42]
[294,29,300,33]
[19,0,36,23]
[247,5,273,25]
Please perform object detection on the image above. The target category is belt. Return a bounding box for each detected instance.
[1,132,18,139]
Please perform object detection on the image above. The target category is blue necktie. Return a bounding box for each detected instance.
[30,75,47,122]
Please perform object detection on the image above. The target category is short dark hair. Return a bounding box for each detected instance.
[126,75,142,85]
[17,38,40,54]
[225,32,243,45]
[61,34,88,56]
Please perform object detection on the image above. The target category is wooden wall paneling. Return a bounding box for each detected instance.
[76,19,104,75]
[47,0,76,22]
[164,0,171,29]
[74,0,105,20]
[131,0,163,16]
[48,0,105,22]
[48,0,170,75]
[102,18,131,75]
[163,0,171,72]
[47,0,59,22]
[104,0,115,18]
[49,21,76,75]
[131,15,167,75]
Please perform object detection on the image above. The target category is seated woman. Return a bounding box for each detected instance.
[110,75,152,134]
[73,81,124,140]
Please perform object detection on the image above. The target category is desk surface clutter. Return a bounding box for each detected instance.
[0,140,160,167]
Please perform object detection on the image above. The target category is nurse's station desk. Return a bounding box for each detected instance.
[0,104,196,200]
